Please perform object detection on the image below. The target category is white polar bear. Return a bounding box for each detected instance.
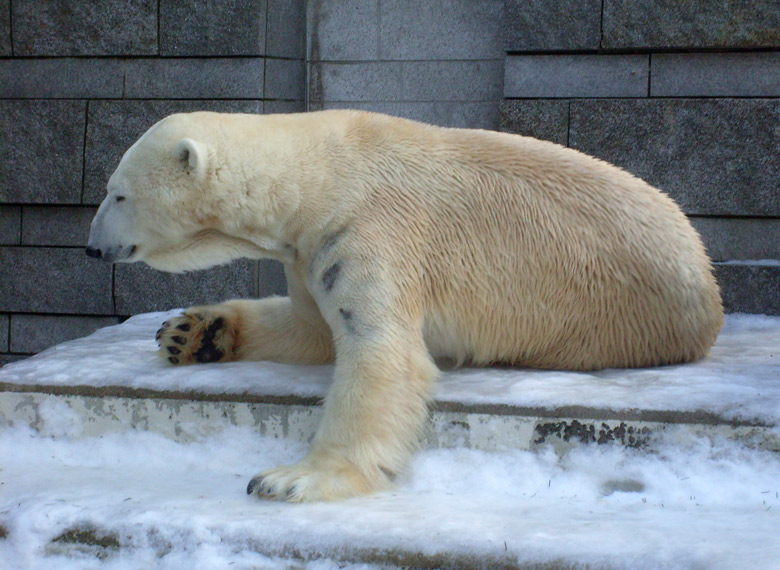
[87,110,723,502]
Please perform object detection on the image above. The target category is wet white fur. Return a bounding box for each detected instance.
[88,110,723,501]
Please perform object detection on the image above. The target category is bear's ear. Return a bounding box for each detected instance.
[176,138,209,178]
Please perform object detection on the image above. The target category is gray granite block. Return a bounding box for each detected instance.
[689,217,780,263]
[504,0,601,52]
[0,59,124,99]
[0,247,112,314]
[160,0,267,56]
[499,100,569,146]
[258,259,288,297]
[10,314,119,354]
[322,101,500,130]
[0,207,21,245]
[505,55,648,98]
[84,100,263,205]
[0,0,10,56]
[309,0,379,61]
[569,99,780,216]
[0,314,8,351]
[264,58,306,101]
[22,206,97,247]
[652,53,780,98]
[402,60,504,102]
[0,100,85,204]
[267,0,306,58]
[0,354,28,367]
[602,0,780,50]
[264,100,306,114]
[124,58,264,99]
[379,0,503,60]
[715,264,780,316]
[12,0,157,56]
[319,62,402,102]
[114,260,258,315]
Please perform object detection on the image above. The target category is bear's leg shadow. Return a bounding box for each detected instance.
[156,296,334,365]
[247,292,437,502]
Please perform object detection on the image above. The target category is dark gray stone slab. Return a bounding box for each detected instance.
[569,99,780,216]
[124,58,264,99]
[258,259,287,297]
[10,314,119,354]
[12,0,157,56]
[264,100,306,114]
[652,53,780,98]
[264,58,306,101]
[0,100,85,204]
[0,314,8,352]
[0,354,28,367]
[323,101,499,130]
[504,0,601,52]
[0,207,21,245]
[689,217,780,263]
[402,60,503,102]
[505,55,648,98]
[115,260,258,315]
[319,62,402,102]
[0,247,112,314]
[499,100,569,146]
[715,264,780,316]
[309,0,379,61]
[0,59,124,98]
[84,100,263,205]
[22,206,97,247]
[602,0,780,50]
[267,0,306,58]
[160,0,267,56]
[0,0,10,56]
[379,0,503,60]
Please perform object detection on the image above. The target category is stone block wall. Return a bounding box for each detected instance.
[502,0,780,316]
[307,0,506,129]
[1,0,778,364]
[0,0,304,364]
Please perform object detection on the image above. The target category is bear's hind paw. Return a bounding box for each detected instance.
[156,309,236,365]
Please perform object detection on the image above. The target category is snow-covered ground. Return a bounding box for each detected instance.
[1,312,779,569]
[1,422,779,570]
[2,311,780,423]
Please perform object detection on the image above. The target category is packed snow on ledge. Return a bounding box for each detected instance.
[0,313,779,569]
[2,311,780,423]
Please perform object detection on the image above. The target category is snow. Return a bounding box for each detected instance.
[1,311,779,423]
[1,312,780,568]
[1,423,779,569]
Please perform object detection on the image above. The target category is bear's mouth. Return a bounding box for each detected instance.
[85,244,137,263]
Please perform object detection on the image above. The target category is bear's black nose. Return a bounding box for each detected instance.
[85,246,102,259]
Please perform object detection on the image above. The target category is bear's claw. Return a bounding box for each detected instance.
[156,308,235,365]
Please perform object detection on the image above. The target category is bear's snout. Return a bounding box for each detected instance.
[85,246,102,259]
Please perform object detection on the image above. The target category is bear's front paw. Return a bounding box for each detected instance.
[246,452,390,503]
[156,308,236,365]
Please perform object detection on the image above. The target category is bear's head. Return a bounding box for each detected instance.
[86,113,284,273]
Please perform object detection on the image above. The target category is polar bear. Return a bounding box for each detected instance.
[86,110,723,502]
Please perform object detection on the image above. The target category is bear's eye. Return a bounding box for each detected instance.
[115,196,126,203]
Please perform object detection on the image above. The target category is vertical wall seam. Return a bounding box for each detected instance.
[8,0,13,56]
[599,0,604,51]
[647,53,652,97]
[566,100,572,147]
[156,0,161,56]
[80,102,89,204]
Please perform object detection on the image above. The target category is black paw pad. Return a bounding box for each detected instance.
[171,336,186,345]
[167,346,181,355]
[169,356,179,364]
[176,323,191,332]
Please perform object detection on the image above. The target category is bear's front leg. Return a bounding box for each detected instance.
[157,304,239,365]
[157,297,335,365]
[247,320,437,502]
